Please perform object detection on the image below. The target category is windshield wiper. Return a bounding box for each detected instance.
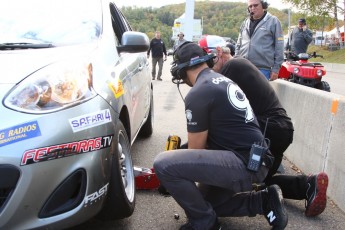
[0,43,54,50]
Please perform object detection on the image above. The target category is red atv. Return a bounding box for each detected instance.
[278,51,330,92]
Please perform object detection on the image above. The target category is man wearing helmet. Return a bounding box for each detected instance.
[154,42,288,230]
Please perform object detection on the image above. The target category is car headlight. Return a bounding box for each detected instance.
[4,61,95,113]
[317,69,323,77]
[293,67,299,74]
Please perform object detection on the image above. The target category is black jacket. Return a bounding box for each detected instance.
[147,38,167,58]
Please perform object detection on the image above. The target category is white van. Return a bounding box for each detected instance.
[314,31,326,45]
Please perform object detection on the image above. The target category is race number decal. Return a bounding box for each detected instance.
[227,83,254,123]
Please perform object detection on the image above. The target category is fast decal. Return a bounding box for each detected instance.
[0,121,41,147]
[69,109,112,132]
[21,135,113,166]
[84,183,109,207]
[108,79,124,98]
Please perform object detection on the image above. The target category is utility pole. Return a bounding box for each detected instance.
[184,0,194,42]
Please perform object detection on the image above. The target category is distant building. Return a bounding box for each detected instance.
[171,13,203,43]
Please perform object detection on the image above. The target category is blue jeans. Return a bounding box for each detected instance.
[153,149,268,230]
[259,69,271,80]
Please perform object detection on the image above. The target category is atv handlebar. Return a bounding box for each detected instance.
[310,51,324,59]
[284,51,323,61]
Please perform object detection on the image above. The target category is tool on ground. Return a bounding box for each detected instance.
[134,135,181,190]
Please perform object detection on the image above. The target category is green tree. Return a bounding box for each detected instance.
[283,0,344,47]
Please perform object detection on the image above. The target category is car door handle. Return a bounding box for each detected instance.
[138,64,144,71]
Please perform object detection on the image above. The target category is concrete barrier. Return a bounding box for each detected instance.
[270,80,345,213]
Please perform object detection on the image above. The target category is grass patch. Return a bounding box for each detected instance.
[307,45,345,64]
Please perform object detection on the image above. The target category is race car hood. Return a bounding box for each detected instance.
[0,43,97,84]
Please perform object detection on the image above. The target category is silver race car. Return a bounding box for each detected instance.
[0,0,153,229]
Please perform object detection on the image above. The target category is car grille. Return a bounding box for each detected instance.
[0,165,20,214]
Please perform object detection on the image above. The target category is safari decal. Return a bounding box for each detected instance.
[69,109,112,132]
[0,121,41,147]
[21,135,113,166]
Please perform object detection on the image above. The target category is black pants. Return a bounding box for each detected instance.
[261,119,308,200]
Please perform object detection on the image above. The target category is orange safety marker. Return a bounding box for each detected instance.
[331,99,339,115]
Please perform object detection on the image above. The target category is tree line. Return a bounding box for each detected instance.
[120,1,343,48]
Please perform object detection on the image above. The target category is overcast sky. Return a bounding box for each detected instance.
[114,0,293,10]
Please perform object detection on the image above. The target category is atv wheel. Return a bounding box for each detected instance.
[315,81,331,92]
[97,120,135,220]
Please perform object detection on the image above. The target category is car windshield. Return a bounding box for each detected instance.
[0,0,102,47]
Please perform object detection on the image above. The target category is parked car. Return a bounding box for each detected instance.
[0,0,153,229]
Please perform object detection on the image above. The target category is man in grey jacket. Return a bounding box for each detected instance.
[235,0,284,81]
[286,18,313,55]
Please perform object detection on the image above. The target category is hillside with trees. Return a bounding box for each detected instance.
[120,1,342,48]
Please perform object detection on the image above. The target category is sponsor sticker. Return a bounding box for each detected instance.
[69,109,112,132]
[0,121,41,147]
[186,109,197,126]
[20,135,113,166]
[108,80,124,98]
[84,183,109,207]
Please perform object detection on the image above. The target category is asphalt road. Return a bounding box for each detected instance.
[71,56,345,230]
[324,71,345,95]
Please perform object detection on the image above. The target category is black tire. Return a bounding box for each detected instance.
[139,89,154,137]
[97,120,135,220]
[315,81,331,92]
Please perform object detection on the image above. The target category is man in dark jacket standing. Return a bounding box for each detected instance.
[286,18,313,55]
[147,31,167,80]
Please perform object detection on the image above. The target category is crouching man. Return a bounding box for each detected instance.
[153,42,288,230]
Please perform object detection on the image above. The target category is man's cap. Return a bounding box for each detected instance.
[298,18,306,24]
[173,42,207,66]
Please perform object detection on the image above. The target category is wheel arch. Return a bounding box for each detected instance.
[119,106,131,143]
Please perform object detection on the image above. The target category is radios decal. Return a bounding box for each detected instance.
[0,121,41,147]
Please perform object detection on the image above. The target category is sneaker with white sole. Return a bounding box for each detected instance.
[263,185,288,230]
[305,172,328,217]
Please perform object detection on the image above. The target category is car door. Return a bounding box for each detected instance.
[109,3,148,141]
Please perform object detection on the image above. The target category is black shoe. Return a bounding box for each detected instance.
[157,78,162,81]
[179,218,221,230]
[152,77,155,80]
[263,185,288,230]
[305,172,328,217]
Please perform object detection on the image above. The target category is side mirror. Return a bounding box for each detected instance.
[117,31,149,53]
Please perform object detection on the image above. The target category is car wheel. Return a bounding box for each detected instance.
[139,89,154,137]
[97,120,135,220]
[315,81,331,92]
